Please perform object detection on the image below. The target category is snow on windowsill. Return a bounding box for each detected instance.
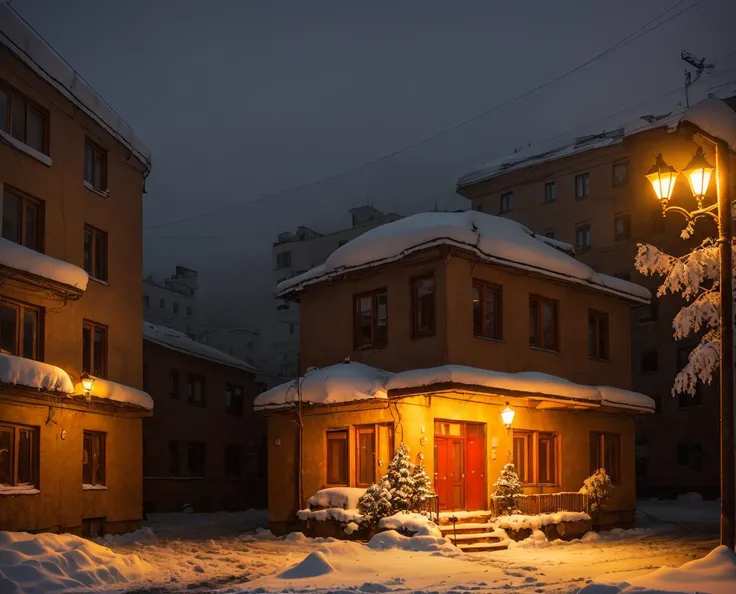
[88,276,109,286]
[76,376,154,410]
[0,238,89,291]
[0,485,40,496]
[0,352,75,393]
[0,128,52,167]
[83,180,110,198]
[82,484,108,491]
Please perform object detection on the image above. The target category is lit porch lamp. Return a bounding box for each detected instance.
[644,153,678,210]
[81,372,95,402]
[501,403,515,432]
[683,146,715,207]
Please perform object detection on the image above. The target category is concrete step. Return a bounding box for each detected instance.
[438,513,493,526]
[447,531,503,545]
[439,522,495,535]
[456,540,509,553]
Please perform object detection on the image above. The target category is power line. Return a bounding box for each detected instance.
[144,0,704,232]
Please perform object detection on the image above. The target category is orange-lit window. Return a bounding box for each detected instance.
[326,430,348,485]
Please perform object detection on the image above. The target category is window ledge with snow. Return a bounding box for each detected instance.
[0,353,75,394]
[82,484,108,491]
[0,485,40,496]
[0,129,52,167]
[83,180,110,198]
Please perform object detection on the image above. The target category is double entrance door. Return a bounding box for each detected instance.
[433,420,486,511]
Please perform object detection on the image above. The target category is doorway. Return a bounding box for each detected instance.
[433,421,486,510]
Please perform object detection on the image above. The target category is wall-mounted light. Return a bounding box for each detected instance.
[501,402,515,431]
[81,372,95,401]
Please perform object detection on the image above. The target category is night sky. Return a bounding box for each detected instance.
[11,0,735,330]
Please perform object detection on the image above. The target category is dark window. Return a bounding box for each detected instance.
[641,349,658,374]
[173,302,179,314]
[529,295,558,351]
[473,281,502,340]
[225,444,243,477]
[544,181,556,203]
[354,289,388,349]
[84,139,107,191]
[2,187,43,251]
[613,162,629,187]
[0,297,41,360]
[276,251,292,269]
[82,518,105,539]
[356,426,376,486]
[82,320,107,378]
[0,82,49,154]
[187,374,205,405]
[159,299,165,309]
[225,384,244,415]
[575,173,590,199]
[500,191,514,213]
[590,432,622,482]
[83,225,108,281]
[411,276,435,337]
[614,214,631,241]
[169,441,180,476]
[0,423,38,487]
[143,295,149,308]
[677,442,702,469]
[186,442,206,477]
[82,431,106,486]
[326,430,348,485]
[168,369,180,397]
[575,223,591,250]
[588,310,609,360]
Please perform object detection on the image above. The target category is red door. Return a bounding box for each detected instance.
[434,422,486,511]
[434,437,464,510]
[434,438,450,510]
[465,430,486,510]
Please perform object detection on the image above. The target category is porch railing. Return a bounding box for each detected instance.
[418,493,440,522]
[490,492,589,516]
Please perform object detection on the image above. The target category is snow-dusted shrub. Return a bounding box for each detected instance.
[410,459,433,510]
[580,468,613,515]
[358,479,392,521]
[386,442,414,512]
[491,463,524,515]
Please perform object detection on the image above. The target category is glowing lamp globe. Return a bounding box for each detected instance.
[501,403,515,429]
[81,373,95,394]
[683,146,714,200]
[645,154,678,203]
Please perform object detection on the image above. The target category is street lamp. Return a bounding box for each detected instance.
[501,403,515,431]
[645,138,734,548]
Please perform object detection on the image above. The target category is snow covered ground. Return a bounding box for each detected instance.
[3,501,733,593]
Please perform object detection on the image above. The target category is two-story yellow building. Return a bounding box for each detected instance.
[256,210,654,536]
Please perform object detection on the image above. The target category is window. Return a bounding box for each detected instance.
[168,369,180,397]
[588,310,609,360]
[614,214,631,241]
[641,349,658,373]
[187,373,205,405]
[473,281,502,340]
[276,251,292,269]
[512,430,558,484]
[355,426,376,486]
[83,225,108,281]
[225,384,244,415]
[169,441,180,476]
[225,444,243,477]
[143,296,149,308]
[590,432,622,482]
[159,299,165,309]
[84,139,107,191]
[0,423,38,488]
[186,306,193,316]
[82,320,107,377]
[613,162,629,187]
[575,223,591,251]
[575,173,590,199]
[173,302,179,314]
[0,297,41,360]
[354,289,388,349]
[1,187,43,251]
[544,181,556,203]
[0,82,48,154]
[186,442,206,477]
[677,347,703,407]
[82,431,106,486]
[677,442,702,469]
[326,430,348,485]
[500,191,514,213]
[411,276,435,337]
[529,295,558,351]
[82,518,105,539]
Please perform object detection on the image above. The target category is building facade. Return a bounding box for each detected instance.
[0,3,152,535]
[143,266,198,337]
[142,323,266,512]
[456,101,736,497]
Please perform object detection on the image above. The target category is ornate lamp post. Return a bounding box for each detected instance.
[645,136,733,548]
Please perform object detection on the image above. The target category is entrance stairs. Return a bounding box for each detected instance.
[438,512,508,553]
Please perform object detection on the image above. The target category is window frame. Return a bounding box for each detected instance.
[82,320,108,378]
[84,138,108,192]
[613,213,632,242]
[472,280,503,340]
[275,251,292,270]
[0,296,42,360]
[0,80,50,155]
[326,429,349,486]
[1,186,44,252]
[499,191,514,213]
[543,181,556,203]
[0,422,39,488]
[411,274,436,338]
[82,430,106,487]
[529,294,559,352]
[355,426,376,487]
[588,309,610,361]
[574,172,590,199]
[512,429,559,486]
[353,288,388,349]
[187,373,205,406]
[612,161,629,187]
[590,431,622,483]
[168,368,180,398]
[575,222,592,251]
[225,383,244,415]
[83,224,108,282]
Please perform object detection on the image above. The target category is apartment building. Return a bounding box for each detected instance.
[142,323,266,512]
[456,98,736,497]
[271,205,401,378]
[143,265,198,337]
[0,4,152,535]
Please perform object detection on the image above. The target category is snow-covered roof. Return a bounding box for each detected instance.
[143,322,255,372]
[277,211,650,303]
[253,362,655,413]
[0,352,74,393]
[0,3,151,170]
[0,238,88,292]
[81,376,153,411]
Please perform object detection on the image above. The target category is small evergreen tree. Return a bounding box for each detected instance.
[410,459,433,510]
[386,442,414,512]
[491,463,524,515]
[580,468,613,515]
[358,478,392,521]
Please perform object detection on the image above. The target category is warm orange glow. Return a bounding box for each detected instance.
[81,373,95,394]
[645,154,678,202]
[501,403,515,428]
[683,146,715,199]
